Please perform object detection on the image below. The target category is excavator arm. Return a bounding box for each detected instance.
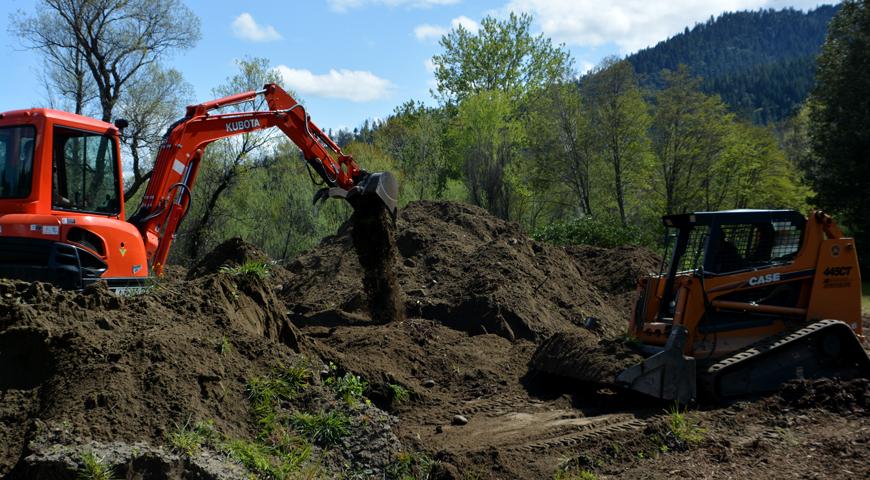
[129,83,397,274]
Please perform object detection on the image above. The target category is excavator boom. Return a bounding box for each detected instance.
[129,83,397,274]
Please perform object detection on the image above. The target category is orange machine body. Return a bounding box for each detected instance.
[0,109,148,287]
[629,210,863,360]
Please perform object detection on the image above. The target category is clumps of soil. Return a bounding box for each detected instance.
[526,330,645,385]
[285,201,650,341]
[775,378,870,416]
[350,196,404,324]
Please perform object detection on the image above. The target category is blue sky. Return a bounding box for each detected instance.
[0,0,829,131]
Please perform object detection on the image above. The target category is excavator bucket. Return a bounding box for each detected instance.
[313,171,399,219]
[353,171,399,219]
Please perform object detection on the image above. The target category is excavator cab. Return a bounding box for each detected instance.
[0,111,144,290]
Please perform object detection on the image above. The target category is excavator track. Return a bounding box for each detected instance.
[701,319,870,400]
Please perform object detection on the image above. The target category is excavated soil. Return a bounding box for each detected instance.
[1,200,867,479]
[284,201,627,341]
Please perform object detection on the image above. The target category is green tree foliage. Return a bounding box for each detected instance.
[807,0,870,267]
[650,66,735,214]
[449,90,524,219]
[524,82,594,222]
[432,12,572,102]
[583,58,652,225]
[375,101,452,199]
[627,6,838,123]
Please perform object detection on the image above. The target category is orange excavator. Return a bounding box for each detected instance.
[533,209,870,403]
[0,84,397,290]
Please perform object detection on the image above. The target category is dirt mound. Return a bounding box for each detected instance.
[566,245,660,294]
[187,237,273,279]
[776,378,870,415]
[0,260,404,477]
[285,201,626,341]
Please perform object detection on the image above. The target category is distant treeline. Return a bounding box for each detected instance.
[629,5,838,123]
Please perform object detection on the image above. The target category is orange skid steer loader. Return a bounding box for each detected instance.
[533,209,870,403]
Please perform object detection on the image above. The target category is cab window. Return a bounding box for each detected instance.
[0,125,36,199]
[52,127,120,214]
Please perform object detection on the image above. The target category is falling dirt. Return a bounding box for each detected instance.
[350,196,404,324]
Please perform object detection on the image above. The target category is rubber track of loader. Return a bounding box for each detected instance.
[703,319,870,399]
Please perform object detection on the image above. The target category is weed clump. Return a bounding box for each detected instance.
[219,261,272,279]
[290,411,351,446]
[660,404,705,450]
[76,452,114,480]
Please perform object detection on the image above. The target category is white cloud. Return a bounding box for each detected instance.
[415,24,448,41]
[231,13,282,42]
[504,0,827,53]
[274,66,394,102]
[414,15,479,42]
[451,15,479,33]
[424,58,437,73]
[329,0,460,13]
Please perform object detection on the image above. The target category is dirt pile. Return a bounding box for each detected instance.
[0,264,401,477]
[775,378,870,415]
[284,201,648,341]
[526,329,645,384]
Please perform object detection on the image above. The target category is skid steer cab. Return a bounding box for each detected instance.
[0,84,398,291]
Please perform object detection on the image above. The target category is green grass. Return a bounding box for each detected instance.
[290,411,351,446]
[76,452,114,480]
[554,467,598,480]
[663,404,705,448]
[222,438,310,479]
[247,364,312,431]
[862,282,869,315]
[219,261,272,279]
[166,418,217,456]
[386,451,434,480]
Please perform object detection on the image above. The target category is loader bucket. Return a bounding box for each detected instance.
[615,326,697,404]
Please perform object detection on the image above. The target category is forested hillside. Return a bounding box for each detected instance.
[628,6,838,123]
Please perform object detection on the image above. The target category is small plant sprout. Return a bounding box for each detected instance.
[665,403,705,447]
[325,370,368,406]
[389,383,410,404]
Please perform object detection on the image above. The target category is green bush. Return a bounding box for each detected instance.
[533,216,653,248]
